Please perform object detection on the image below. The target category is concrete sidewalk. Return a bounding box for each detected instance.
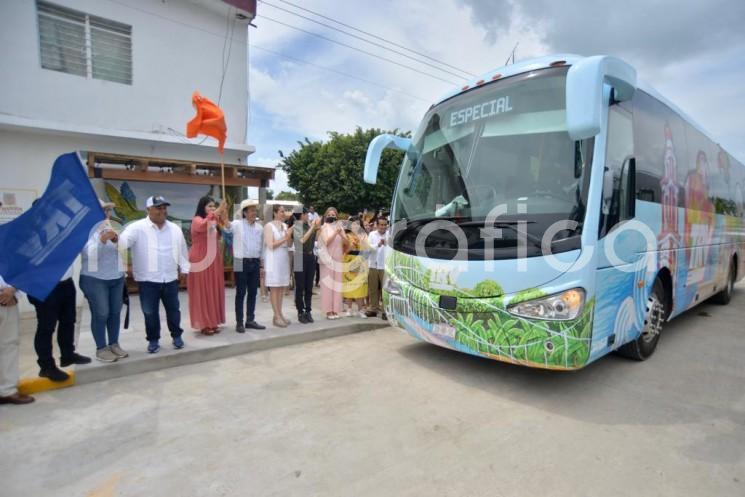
[18,287,388,390]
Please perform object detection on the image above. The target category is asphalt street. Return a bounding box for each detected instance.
[1,285,743,497]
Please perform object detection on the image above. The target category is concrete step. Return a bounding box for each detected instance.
[18,288,389,391]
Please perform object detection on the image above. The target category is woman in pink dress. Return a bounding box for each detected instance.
[319,207,348,319]
[188,196,228,335]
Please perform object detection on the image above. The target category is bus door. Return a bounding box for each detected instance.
[592,103,648,353]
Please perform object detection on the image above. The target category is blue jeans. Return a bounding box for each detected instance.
[79,275,124,350]
[137,280,183,342]
[234,258,260,324]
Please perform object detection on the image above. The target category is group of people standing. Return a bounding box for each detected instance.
[0,195,389,405]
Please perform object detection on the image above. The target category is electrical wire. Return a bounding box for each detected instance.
[275,0,476,77]
[259,14,460,85]
[258,0,473,79]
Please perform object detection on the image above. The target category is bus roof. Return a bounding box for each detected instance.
[434,54,741,164]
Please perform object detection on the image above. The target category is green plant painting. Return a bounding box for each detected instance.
[384,251,594,369]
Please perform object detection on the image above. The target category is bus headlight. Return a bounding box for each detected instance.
[507,288,585,321]
[384,277,402,296]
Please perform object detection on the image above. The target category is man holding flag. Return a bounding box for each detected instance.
[0,152,102,381]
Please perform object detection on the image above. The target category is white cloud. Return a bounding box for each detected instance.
[248,0,547,142]
[247,0,745,168]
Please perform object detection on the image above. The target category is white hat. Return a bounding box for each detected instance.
[239,199,259,211]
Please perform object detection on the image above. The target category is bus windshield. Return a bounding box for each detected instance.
[392,67,591,258]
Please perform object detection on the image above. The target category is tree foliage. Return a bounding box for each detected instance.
[278,127,410,214]
[275,190,300,201]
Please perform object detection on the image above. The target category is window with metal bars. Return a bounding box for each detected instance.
[36,0,132,85]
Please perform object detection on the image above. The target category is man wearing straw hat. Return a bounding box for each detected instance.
[231,199,266,333]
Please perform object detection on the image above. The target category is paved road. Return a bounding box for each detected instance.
[1,287,744,497]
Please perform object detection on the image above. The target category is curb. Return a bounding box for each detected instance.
[19,321,387,392]
[18,370,75,395]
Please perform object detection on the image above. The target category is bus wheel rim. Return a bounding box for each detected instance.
[641,295,664,343]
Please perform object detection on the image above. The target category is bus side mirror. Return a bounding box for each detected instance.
[364,134,414,184]
[566,56,637,140]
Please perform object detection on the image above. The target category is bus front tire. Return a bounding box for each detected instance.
[712,258,736,305]
[617,279,666,361]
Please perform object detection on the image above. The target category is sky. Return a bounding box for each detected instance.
[245,0,745,194]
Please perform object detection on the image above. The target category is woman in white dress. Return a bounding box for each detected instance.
[264,205,293,327]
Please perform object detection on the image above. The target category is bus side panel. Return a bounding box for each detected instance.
[590,263,645,362]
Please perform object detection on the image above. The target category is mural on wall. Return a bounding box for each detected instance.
[383,251,594,370]
[102,180,235,267]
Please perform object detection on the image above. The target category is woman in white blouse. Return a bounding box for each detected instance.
[263,205,293,327]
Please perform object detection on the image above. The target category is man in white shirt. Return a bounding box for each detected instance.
[119,196,190,353]
[307,206,319,224]
[27,264,92,381]
[230,200,265,332]
[366,218,389,319]
[0,275,34,404]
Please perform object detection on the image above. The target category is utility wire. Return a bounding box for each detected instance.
[259,14,459,86]
[276,0,476,77]
[259,0,471,80]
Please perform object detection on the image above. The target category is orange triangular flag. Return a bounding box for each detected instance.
[186,91,227,153]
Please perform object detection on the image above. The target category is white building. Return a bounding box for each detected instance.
[0,0,269,312]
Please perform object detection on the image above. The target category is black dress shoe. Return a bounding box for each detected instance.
[305,312,314,323]
[0,393,35,405]
[60,353,92,367]
[381,313,387,320]
[245,321,266,330]
[235,323,246,333]
[298,313,308,324]
[39,367,70,382]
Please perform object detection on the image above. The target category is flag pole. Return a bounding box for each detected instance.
[220,153,226,200]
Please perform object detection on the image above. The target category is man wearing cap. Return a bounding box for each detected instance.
[230,199,266,332]
[293,208,320,323]
[119,196,190,353]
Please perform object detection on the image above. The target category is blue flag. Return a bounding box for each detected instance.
[0,152,104,300]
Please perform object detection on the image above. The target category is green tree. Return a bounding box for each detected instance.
[275,190,300,201]
[472,280,504,298]
[279,127,410,213]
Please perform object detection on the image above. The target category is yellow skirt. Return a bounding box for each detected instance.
[342,254,368,298]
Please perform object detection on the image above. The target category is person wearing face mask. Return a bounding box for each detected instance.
[318,207,348,319]
[341,217,369,318]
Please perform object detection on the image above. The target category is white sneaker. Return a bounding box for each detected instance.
[345,310,353,318]
[109,343,128,358]
[96,347,118,363]
[358,311,368,319]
